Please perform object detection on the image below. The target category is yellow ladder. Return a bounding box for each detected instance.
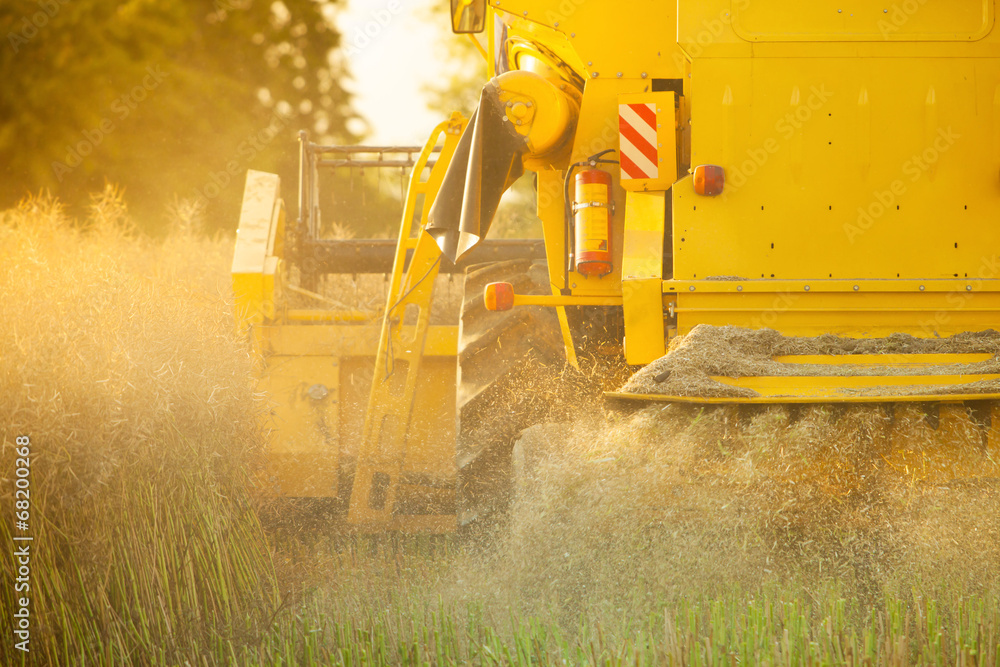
[347,114,467,531]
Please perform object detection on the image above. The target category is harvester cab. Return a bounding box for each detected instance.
[234,0,1000,532]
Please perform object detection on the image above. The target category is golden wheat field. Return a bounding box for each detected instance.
[2,192,1000,665]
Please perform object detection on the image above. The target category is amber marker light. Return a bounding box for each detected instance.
[484,282,514,311]
[693,164,725,196]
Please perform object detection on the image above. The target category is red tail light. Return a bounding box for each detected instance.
[693,165,725,196]
[484,282,514,311]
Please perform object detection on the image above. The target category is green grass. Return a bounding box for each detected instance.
[247,581,1000,665]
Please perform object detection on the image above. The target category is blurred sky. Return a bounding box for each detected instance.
[335,0,450,145]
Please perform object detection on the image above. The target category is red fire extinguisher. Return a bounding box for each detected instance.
[573,168,613,277]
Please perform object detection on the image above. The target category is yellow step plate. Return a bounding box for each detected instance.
[608,353,1000,404]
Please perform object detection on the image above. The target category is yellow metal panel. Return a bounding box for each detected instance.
[670,288,1000,338]
[284,310,373,322]
[664,279,1000,293]
[538,168,570,291]
[622,192,666,281]
[621,191,666,365]
[260,356,339,497]
[732,0,994,42]
[232,170,283,326]
[617,91,677,192]
[265,325,457,358]
[674,55,1000,282]
[492,1,687,80]
[622,278,664,365]
[678,0,1000,58]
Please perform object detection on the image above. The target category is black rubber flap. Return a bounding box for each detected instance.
[427,79,527,263]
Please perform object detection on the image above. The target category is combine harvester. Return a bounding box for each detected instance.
[233,0,1000,531]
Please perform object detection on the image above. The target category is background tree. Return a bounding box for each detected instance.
[0,0,358,232]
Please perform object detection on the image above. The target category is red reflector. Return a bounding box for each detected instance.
[484,282,514,311]
[693,164,725,196]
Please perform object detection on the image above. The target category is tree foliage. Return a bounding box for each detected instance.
[0,0,358,230]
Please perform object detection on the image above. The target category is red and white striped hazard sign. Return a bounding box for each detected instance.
[618,102,659,181]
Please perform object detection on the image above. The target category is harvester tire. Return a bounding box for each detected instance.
[456,259,565,528]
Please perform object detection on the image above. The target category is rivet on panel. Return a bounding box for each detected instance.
[853,285,860,291]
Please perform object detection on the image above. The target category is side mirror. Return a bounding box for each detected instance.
[450,0,486,34]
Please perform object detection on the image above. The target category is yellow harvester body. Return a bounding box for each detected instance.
[233,1,1000,531]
